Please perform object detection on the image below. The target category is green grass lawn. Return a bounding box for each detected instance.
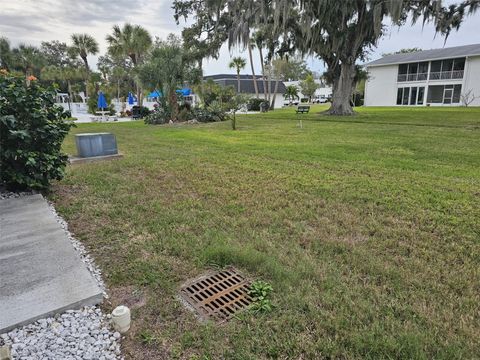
[52,105,480,359]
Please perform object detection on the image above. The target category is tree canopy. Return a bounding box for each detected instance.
[174,0,479,115]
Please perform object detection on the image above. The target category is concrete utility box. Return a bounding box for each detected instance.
[75,133,118,158]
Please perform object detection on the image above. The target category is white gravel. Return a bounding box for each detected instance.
[1,308,122,359]
[0,190,123,359]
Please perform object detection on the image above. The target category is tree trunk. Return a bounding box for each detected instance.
[266,60,273,104]
[248,42,259,98]
[67,80,73,111]
[270,78,280,110]
[258,48,268,102]
[267,71,271,103]
[232,112,236,130]
[82,57,89,99]
[136,83,143,107]
[169,91,179,120]
[237,70,241,93]
[327,62,356,116]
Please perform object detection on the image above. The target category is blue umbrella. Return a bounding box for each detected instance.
[148,90,162,98]
[128,92,135,105]
[97,91,107,110]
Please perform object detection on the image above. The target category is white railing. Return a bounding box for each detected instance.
[429,70,464,80]
[397,72,428,82]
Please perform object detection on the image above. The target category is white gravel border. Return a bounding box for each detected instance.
[0,191,123,359]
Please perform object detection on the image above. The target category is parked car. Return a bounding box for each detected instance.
[312,96,329,104]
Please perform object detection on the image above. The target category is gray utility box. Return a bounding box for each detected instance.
[75,133,118,158]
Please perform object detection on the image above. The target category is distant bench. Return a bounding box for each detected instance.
[295,105,310,114]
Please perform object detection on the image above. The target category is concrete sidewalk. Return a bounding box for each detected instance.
[0,194,103,333]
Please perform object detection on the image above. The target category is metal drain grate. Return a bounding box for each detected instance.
[179,268,252,322]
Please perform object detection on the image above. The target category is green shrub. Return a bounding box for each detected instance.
[0,72,74,190]
[206,101,230,122]
[144,100,171,124]
[138,106,151,118]
[196,79,235,107]
[247,98,269,111]
[144,106,171,124]
[177,107,192,121]
[190,102,230,123]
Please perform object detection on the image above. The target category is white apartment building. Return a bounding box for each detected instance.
[365,44,480,106]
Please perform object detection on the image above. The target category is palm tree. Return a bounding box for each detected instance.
[247,40,259,98]
[270,58,289,109]
[69,34,98,99]
[253,32,268,101]
[106,23,152,105]
[42,65,83,104]
[222,0,260,99]
[229,57,246,93]
[69,34,99,72]
[12,44,45,78]
[284,85,299,104]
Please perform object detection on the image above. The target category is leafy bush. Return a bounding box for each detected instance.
[189,108,212,122]
[247,98,269,111]
[0,72,74,190]
[206,101,230,122]
[132,105,151,119]
[177,107,193,121]
[179,102,192,112]
[196,79,236,107]
[144,105,171,124]
[190,102,231,123]
[138,106,151,118]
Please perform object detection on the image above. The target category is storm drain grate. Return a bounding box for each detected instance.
[179,268,253,322]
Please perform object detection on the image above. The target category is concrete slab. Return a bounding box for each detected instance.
[0,194,103,333]
[69,153,123,164]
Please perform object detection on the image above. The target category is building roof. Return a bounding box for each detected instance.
[204,74,286,94]
[366,43,480,67]
[204,74,263,81]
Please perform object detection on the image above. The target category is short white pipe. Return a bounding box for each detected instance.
[111,305,131,333]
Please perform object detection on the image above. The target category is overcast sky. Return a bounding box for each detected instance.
[2,0,480,76]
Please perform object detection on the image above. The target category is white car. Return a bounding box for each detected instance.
[313,96,328,103]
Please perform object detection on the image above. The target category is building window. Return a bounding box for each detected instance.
[398,61,429,82]
[402,87,410,105]
[429,58,465,80]
[427,85,444,103]
[427,84,462,104]
[452,84,462,103]
[417,87,425,105]
[397,86,426,105]
[410,87,418,105]
[396,88,403,105]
